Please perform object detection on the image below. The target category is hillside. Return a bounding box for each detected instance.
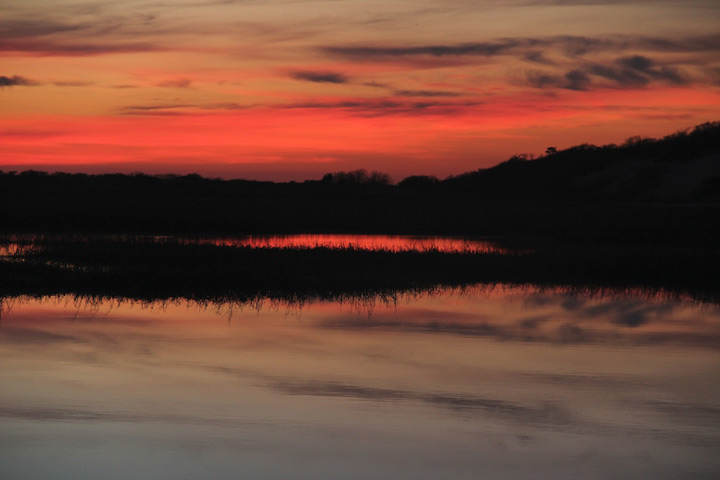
[441,121,720,201]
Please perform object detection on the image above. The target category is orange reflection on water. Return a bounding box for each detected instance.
[1,287,719,479]
[0,243,32,257]
[196,234,506,253]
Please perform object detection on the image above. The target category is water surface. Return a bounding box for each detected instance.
[1,286,718,479]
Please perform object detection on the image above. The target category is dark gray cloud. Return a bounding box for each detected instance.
[523,54,691,90]
[0,18,84,40]
[588,55,689,87]
[525,70,562,89]
[360,81,464,97]
[523,50,556,65]
[0,39,164,56]
[290,70,348,84]
[120,102,245,115]
[52,81,93,87]
[0,75,34,87]
[119,98,479,117]
[323,39,533,59]
[361,81,391,89]
[121,103,196,113]
[564,69,592,90]
[589,64,650,87]
[323,34,720,60]
[0,13,168,57]
[280,98,482,117]
[616,55,688,84]
[524,69,590,90]
[393,89,463,97]
[617,54,654,71]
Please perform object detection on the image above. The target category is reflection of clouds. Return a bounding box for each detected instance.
[641,401,720,428]
[0,327,80,344]
[582,301,675,327]
[514,372,654,389]
[318,298,720,347]
[207,364,576,425]
[206,365,572,424]
[388,306,489,322]
[203,367,720,448]
[518,315,553,329]
[2,290,718,476]
[321,318,503,337]
[271,379,572,424]
[0,404,270,429]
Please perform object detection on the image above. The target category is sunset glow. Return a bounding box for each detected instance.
[1,0,719,180]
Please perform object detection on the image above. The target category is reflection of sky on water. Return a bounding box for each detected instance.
[1,286,719,479]
[0,233,509,255]
[199,234,507,253]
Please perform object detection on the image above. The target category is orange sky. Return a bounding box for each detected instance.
[1,0,719,181]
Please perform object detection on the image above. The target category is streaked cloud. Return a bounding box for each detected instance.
[156,78,193,88]
[522,54,692,91]
[0,75,34,87]
[393,89,463,97]
[120,102,246,115]
[0,39,166,56]
[322,34,720,60]
[290,70,349,84]
[524,69,591,91]
[280,98,482,117]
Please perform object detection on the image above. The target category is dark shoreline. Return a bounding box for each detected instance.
[2,236,718,306]
[2,121,717,305]
[2,121,718,238]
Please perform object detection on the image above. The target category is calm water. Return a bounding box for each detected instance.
[1,285,719,479]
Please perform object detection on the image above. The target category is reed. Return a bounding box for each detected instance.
[1,236,718,305]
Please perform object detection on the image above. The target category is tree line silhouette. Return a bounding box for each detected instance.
[1,121,718,237]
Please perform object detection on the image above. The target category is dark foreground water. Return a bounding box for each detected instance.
[1,285,719,479]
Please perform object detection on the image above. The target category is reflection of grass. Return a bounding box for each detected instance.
[0,237,718,304]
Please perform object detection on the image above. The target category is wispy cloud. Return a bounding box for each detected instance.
[605,55,688,85]
[322,34,720,59]
[0,11,170,57]
[522,54,691,91]
[120,102,246,115]
[156,78,193,88]
[270,379,547,418]
[523,50,556,65]
[280,98,482,117]
[0,75,35,87]
[290,70,349,84]
[51,80,94,87]
[524,69,591,90]
[0,39,166,56]
[393,89,463,97]
[323,39,532,59]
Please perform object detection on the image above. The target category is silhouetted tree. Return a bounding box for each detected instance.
[398,175,439,190]
[321,169,391,186]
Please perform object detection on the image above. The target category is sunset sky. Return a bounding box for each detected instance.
[1,0,719,181]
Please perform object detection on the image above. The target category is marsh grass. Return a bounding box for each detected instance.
[1,236,718,305]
